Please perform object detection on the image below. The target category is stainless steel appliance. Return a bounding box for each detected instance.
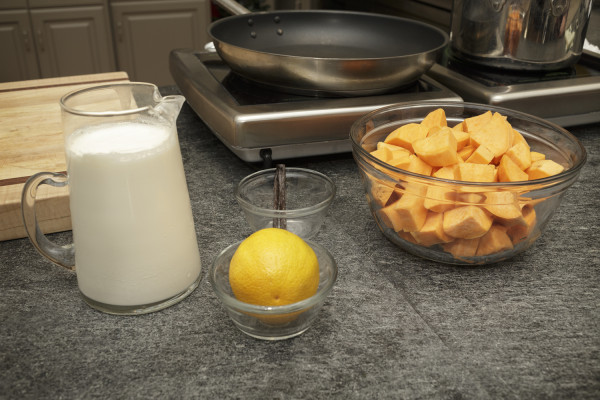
[170,49,462,163]
[427,49,600,126]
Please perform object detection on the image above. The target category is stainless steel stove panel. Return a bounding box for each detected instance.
[170,49,463,163]
[427,51,600,127]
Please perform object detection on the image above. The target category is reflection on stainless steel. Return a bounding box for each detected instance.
[450,0,593,70]
[169,49,462,163]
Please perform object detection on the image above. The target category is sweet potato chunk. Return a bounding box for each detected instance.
[530,151,546,162]
[443,205,493,239]
[504,142,532,171]
[411,211,453,246]
[413,127,459,167]
[483,191,523,225]
[443,238,481,259]
[469,112,513,163]
[420,108,447,130]
[451,127,470,151]
[466,144,494,164]
[527,159,564,180]
[380,192,428,232]
[476,224,514,256]
[377,142,411,161]
[390,154,433,176]
[455,163,496,183]
[463,110,492,133]
[384,123,428,153]
[498,154,528,182]
[506,205,537,244]
[458,145,476,161]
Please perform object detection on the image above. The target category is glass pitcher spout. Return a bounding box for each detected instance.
[152,94,185,124]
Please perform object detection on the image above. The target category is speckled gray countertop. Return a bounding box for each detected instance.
[1,88,599,399]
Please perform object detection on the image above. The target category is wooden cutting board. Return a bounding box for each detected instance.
[0,72,130,241]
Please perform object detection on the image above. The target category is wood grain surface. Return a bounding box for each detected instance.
[0,72,129,241]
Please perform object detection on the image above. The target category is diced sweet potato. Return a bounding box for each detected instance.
[442,237,481,259]
[476,224,514,256]
[498,154,529,182]
[469,112,513,163]
[413,127,459,167]
[451,128,470,151]
[390,154,433,176]
[370,148,388,162]
[377,142,411,161]
[411,211,453,246]
[504,142,532,171]
[483,191,523,222]
[443,205,493,239]
[384,123,428,153]
[432,165,456,180]
[511,129,529,149]
[454,163,496,182]
[424,185,456,213]
[458,145,476,161]
[466,144,494,164]
[530,151,546,162]
[527,159,564,180]
[464,111,493,133]
[380,192,428,232]
[455,192,485,205]
[370,181,400,207]
[506,205,537,244]
[420,108,447,130]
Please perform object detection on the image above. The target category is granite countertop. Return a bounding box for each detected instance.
[1,92,599,399]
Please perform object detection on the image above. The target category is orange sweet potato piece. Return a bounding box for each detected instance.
[384,123,428,153]
[527,159,564,180]
[469,112,513,164]
[370,148,388,162]
[483,191,523,223]
[458,145,476,161]
[454,163,496,182]
[463,110,492,133]
[466,144,494,164]
[390,154,433,176]
[504,142,532,171]
[370,181,400,208]
[424,185,456,213]
[530,151,546,162]
[506,205,537,244]
[443,237,481,259]
[420,108,447,130]
[377,142,411,161]
[476,224,514,256]
[498,154,529,182]
[380,193,428,232]
[411,211,453,246]
[443,205,493,239]
[451,127,470,151]
[511,129,529,149]
[413,127,459,167]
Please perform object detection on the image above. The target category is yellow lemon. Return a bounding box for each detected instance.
[229,228,320,307]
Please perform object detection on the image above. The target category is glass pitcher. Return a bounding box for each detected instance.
[21,83,202,315]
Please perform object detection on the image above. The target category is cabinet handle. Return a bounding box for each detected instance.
[37,29,44,52]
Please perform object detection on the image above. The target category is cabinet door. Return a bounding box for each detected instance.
[30,6,115,78]
[111,0,210,86]
[0,9,40,82]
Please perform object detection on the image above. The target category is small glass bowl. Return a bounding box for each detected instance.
[235,167,336,239]
[351,102,587,265]
[209,240,338,340]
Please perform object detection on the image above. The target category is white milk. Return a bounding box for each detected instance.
[66,120,201,306]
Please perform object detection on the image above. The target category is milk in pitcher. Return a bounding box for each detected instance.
[65,120,201,306]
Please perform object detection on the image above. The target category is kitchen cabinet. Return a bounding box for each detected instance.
[0,9,40,81]
[110,0,210,86]
[0,1,115,83]
[30,6,116,78]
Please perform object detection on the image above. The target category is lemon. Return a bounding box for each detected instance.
[229,228,320,307]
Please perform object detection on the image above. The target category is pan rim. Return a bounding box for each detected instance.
[208,9,449,61]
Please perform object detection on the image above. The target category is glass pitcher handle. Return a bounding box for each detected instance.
[21,172,75,270]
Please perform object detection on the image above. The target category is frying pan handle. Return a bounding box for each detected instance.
[212,0,250,15]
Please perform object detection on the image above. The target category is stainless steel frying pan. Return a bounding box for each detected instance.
[209,0,449,96]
